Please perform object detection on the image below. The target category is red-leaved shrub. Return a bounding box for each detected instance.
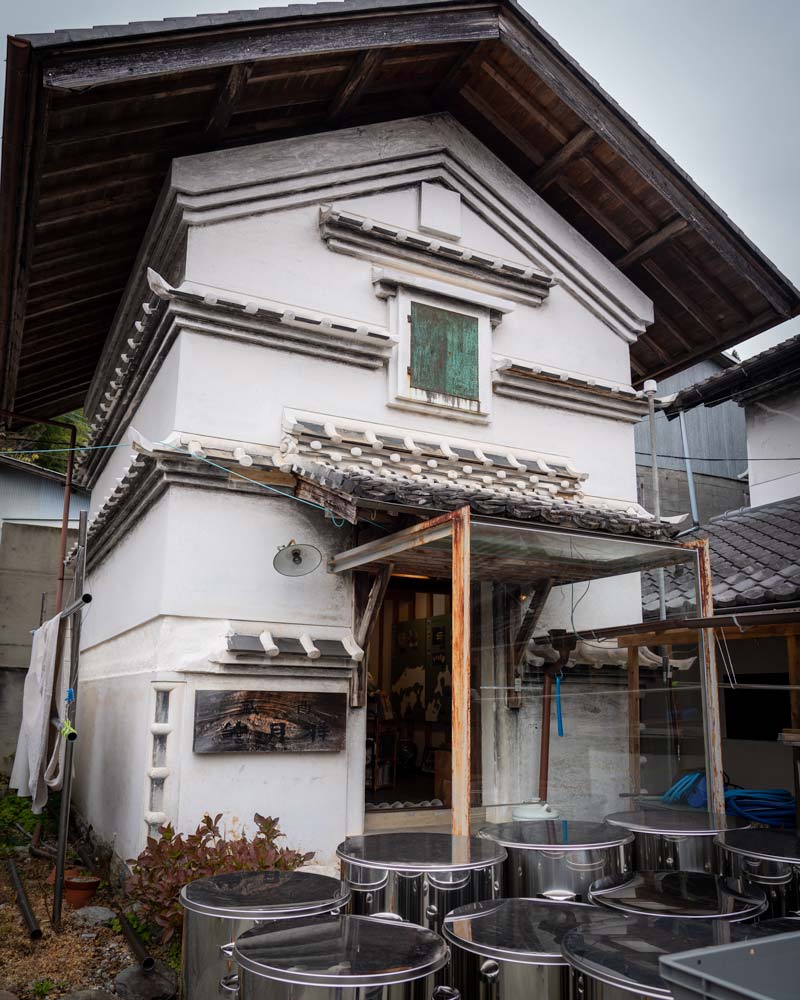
[128,813,313,941]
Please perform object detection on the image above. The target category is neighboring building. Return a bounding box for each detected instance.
[1,2,798,864]
[665,333,800,508]
[0,456,88,774]
[634,355,749,523]
[647,337,800,797]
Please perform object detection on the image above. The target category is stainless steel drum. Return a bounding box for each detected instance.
[562,914,786,1000]
[716,828,800,918]
[478,820,633,901]
[180,869,349,1000]
[233,912,457,1000]
[604,809,751,874]
[589,870,767,922]
[337,832,506,933]
[442,897,614,1000]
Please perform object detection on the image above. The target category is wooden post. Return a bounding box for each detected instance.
[787,634,800,730]
[537,671,554,801]
[351,564,393,708]
[627,646,641,794]
[451,506,471,837]
[690,538,726,819]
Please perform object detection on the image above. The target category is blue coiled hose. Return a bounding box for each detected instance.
[661,771,796,827]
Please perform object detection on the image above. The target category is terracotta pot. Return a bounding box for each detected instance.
[64,873,101,909]
[47,865,82,886]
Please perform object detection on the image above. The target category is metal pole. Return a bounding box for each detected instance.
[451,506,471,838]
[644,381,674,786]
[688,539,726,819]
[52,509,88,929]
[678,411,700,526]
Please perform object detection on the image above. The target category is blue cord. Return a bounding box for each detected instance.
[555,674,564,737]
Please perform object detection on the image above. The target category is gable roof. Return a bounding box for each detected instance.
[643,496,800,617]
[662,332,800,418]
[2,0,798,418]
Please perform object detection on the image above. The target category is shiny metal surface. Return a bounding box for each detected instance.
[337,833,506,871]
[589,871,767,921]
[443,898,613,1000]
[562,915,775,1000]
[716,829,800,918]
[235,912,449,1000]
[604,810,751,875]
[180,870,349,1000]
[338,833,505,933]
[479,821,633,901]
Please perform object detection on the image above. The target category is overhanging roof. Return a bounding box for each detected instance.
[662,331,800,417]
[2,0,798,417]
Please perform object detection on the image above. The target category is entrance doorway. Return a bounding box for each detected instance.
[364,577,453,815]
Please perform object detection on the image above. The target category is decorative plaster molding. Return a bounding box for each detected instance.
[85,115,653,418]
[77,269,396,488]
[320,206,553,307]
[493,360,649,424]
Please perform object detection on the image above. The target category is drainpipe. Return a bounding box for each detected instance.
[644,381,676,783]
[0,407,77,613]
[678,411,700,526]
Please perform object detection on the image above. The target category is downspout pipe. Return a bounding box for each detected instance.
[678,411,700,526]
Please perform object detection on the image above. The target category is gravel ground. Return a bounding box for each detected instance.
[0,855,165,998]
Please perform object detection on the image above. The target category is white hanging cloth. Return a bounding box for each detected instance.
[9,614,63,813]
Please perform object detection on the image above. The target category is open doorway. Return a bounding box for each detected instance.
[364,576,453,815]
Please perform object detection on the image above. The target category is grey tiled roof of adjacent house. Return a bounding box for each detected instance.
[643,496,800,617]
[662,333,800,417]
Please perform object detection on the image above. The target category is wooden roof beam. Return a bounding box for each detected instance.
[666,243,751,322]
[530,126,596,190]
[582,157,658,231]
[642,260,719,336]
[500,14,796,316]
[205,61,255,139]
[555,176,633,250]
[652,309,695,353]
[479,59,567,144]
[615,217,689,269]
[431,40,486,105]
[460,86,546,166]
[328,49,383,121]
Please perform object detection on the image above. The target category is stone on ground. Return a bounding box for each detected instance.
[72,905,117,926]
[61,992,116,1000]
[114,962,177,1000]
[0,990,20,1000]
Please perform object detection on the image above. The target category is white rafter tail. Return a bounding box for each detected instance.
[323,421,342,444]
[299,633,321,660]
[259,630,280,657]
[403,435,422,456]
[146,267,174,300]
[187,440,206,458]
[128,426,156,454]
[233,447,254,467]
[342,634,365,662]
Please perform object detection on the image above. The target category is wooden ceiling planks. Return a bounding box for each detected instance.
[1,0,797,418]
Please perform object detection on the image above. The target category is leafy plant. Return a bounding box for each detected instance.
[128,813,312,942]
[32,980,67,998]
[0,793,38,845]
[0,409,89,474]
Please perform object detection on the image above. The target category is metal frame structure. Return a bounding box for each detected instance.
[330,505,724,837]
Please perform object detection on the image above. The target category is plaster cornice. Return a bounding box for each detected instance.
[84,115,653,418]
[493,360,649,424]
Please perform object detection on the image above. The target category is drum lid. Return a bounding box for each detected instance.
[589,871,766,920]
[336,832,505,872]
[604,809,750,837]
[442,898,612,966]
[234,913,448,986]
[716,828,800,865]
[562,915,778,999]
[479,819,633,851]
[180,870,349,920]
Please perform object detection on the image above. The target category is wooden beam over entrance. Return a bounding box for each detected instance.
[451,505,471,837]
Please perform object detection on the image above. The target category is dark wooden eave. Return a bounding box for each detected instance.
[1,0,798,417]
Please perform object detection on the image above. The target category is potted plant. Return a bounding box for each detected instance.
[63,871,101,909]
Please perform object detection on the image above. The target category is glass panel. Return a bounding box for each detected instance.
[466,520,708,830]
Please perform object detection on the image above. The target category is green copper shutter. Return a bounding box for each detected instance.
[409,301,479,401]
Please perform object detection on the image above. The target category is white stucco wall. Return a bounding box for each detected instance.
[745,389,800,506]
[78,116,656,861]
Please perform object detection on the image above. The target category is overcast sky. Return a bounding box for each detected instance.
[2,0,798,359]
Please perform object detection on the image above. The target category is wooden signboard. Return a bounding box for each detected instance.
[193,690,347,753]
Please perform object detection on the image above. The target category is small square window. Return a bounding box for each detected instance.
[409,301,479,402]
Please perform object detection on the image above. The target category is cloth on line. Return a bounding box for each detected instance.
[44,618,73,794]
[9,615,63,813]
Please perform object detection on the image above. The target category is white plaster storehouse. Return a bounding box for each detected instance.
[6,2,798,870]
[71,115,668,863]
